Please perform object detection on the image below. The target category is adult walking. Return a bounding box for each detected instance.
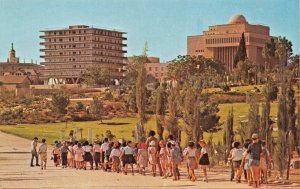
[30,137,40,167]
[246,133,262,188]
[38,139,47,170]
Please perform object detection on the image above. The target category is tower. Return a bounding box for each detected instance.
[8,43,19,63]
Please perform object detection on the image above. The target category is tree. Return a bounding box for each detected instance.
[105,130,116,141]
[51,92,70,114]
[260,79,276,152]
[134,43,149,143]
[233,32,247,68]
[286,81,297,180]
[82,65,111,87]
[273,36,292,179]
[90,97,104,123]
[167,55,225,88]
[155,85,167,140]
[182,81,202,142]
[223,107,234,162]
[262,37,276,73]
[165,87,180,141]
[247,94,260,138]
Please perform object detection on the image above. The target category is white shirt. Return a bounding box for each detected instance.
[232,148,244,161]
[101,142,109,152]
[201,147,208,154]
[31,140,37,151]
[93,144,101,152]
[242,150,249,160]
[183,147,196,157]
[110,148,121,158]
[39,143,47,153]
[83,145,92,153]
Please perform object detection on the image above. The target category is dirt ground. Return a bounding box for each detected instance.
[0,131,299,189]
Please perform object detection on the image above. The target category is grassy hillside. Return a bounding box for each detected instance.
[0,102,280,145]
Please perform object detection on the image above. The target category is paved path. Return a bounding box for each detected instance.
[0,131,299,189]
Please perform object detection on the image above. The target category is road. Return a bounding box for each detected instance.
[0,131,298,189]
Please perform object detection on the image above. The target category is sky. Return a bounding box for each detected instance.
[0,0,298,63]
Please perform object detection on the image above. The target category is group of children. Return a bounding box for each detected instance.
[50,130,210,182]
[227,133,272,188]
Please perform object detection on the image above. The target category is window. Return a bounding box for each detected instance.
[149,67,152,71]
[155,67,158,71]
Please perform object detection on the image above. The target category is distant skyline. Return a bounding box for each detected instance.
[0,0,298,63]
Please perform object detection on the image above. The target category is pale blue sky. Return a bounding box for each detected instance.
[0,0,298,63]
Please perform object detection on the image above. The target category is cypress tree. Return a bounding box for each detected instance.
[223,107,234,162]
[234,32,247,68]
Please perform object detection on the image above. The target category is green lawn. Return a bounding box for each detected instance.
[0,102,280,145]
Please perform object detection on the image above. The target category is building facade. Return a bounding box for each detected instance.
[0,43,41,84]
[39,25,127,84]
[187,14,270,71]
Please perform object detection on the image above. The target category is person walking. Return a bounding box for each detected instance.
[30,137,40,167]
[60,142,69,168]
[38,139,47,170]
[170,141,181,181]
[183,141,198,182]
[246,133,263,188]
[198,140,209,182]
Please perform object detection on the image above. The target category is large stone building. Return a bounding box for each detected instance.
[0,43,41,84]
[187,14,270,71]
[39,25,127,84]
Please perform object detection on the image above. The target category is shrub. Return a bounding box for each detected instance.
[105,92,113,100]
[51,92,70,114]
[75,101,84,111]
[220,84,231,92]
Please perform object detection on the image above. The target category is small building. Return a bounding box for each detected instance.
[0,75,31,97]
[126,57,171,82]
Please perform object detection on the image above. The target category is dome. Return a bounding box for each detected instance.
[228,14,248,24]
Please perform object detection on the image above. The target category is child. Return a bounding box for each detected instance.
[198,140,209,182]
[148,140,157,177]
[74,143,84,169]
[60,142,69,168]
[83,141,93,170]
[241,142,253,186]
[52,142,61,167]
[137,143,148,175]
[110,143,121,173]
[260,140,271,184]
[67,142,74,168]
[170,141,181,181]
[93,140,101,170]
[120,141,135,175]
[159,140,168,179]
[183,141,198,182]
[228,141,244,183]
[104,142,113,172]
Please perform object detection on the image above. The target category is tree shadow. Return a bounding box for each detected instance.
[100,122,130,126]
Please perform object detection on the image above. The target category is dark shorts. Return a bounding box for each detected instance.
[53,154,59,163]
[233,160,242,168]
[94,152,101,163]
[199,154,210,165]
[123,154,135,164]
[84,152,93,162]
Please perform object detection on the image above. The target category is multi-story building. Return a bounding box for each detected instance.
[39,25,127,84]
[0,43,41,84]
[187,14,271,71]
